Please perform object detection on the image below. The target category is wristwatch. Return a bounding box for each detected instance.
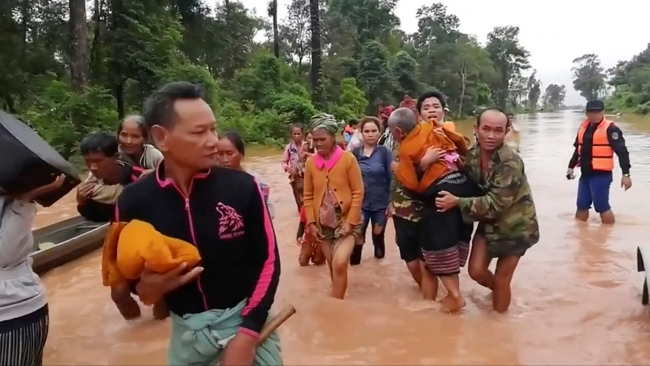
[623,174,631,177]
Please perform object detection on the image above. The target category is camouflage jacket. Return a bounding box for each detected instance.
[389,141,423,222]
[459,144,540,253]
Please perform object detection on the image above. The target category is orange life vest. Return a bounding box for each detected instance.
[576,119,614,171]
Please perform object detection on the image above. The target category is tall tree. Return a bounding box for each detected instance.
[572,53,606,101]
[281,0,310,72]
[309,0,323,105]
[486,26,530,109]
[542,84,566,111]
[527,70,541,111]
[267,0,279,57]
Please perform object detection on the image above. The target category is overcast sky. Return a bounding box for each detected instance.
[211,0,650,105]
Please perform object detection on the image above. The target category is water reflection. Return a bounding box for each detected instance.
[40,111,650,365]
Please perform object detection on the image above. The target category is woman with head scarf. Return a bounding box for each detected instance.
[303,113,365,299]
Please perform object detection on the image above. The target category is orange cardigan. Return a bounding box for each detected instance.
[303,151,364,227]
[395,122,469,192]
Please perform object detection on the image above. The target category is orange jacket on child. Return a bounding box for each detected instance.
[394,121,469,193]
[101,220,201,304]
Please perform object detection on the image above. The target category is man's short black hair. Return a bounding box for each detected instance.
[143,82,206,129]
[347,118,359,126]
[417,91,447,113]
[80,132,119,157]
[476,107,511,127]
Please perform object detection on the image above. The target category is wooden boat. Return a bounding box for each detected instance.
[30,216,108,275]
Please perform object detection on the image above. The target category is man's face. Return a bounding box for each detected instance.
[83,152,118,182]
[404,94,411,101]
[419,97,444,122]
[152,99,219,170]
[389,125,405,142]
[475,110,509,151]
[586,110,604,123]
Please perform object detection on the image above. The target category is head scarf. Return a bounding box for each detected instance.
[309,113,338,135]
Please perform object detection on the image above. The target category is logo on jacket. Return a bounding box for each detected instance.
[216,202,245,239]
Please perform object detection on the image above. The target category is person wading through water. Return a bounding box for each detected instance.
[389,107,475,312]
[0,175,64,366]
[281,125,305,212]
[303,113,364,299]
[349,117,393,265]
[387,94,447,290]
[217,131,274,218]
[436,108,540,313]
[76,132,146,224]
[567,100,631,224]
[117,115,163,170]
[113,82,281,365]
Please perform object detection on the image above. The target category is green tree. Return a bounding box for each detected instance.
[542,84,566,111]
[607,44,650,114]
[391,51,422,101]
[572,53,606,101]
[356,41,395,109]
[527,71,541,111]
[486,26,530,109]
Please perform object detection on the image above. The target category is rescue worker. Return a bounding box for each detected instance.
[436,108,539,313]
[566,100,632,224]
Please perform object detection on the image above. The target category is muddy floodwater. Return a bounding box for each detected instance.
[39,112,650,365]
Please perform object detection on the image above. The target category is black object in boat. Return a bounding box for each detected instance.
[0,109,81,207]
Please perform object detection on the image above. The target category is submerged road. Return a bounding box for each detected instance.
[39,111,650,365]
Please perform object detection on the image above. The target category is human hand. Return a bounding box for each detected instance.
[621,176,632,191]
[76,182,94,205]
[420,147,444,169]
[340,222,352,237]
[566,168,575,180]
[385,206,392,219]
[306,223,321,242]
[17,174,65,202]
[135,262,203,306]
[435,190,459,212]
[390,161,398,172]
[220,333,257,366]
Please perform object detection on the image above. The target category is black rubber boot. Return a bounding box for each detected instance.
[372,232,385,259]
[350,244,363,265]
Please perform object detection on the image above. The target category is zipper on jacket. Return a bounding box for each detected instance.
[173,182,209,311]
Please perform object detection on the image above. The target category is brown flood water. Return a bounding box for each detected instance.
[39,112,650,365]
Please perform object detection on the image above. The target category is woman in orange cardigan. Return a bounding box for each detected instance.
[303,113,365,299]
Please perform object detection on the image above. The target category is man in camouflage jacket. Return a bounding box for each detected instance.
[436,108,539,313]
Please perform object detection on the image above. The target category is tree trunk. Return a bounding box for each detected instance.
[458,70,467,117]
[272,0,279,58]
[309,0,323,106]
[69,0,88,92]
[69,0,89,139]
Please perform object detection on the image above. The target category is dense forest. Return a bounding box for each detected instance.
[0,0,592,157]
[571,45,650,115]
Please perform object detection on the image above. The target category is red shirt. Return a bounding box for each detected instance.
[399,99,416,109]
[379,105,395,119]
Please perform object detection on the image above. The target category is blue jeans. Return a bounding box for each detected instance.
[577,173,613,213]
[361,208,387,235]
[350,208,387,265]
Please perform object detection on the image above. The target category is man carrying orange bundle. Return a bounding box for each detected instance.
[388,102,478,312]
[109,82,282,365]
